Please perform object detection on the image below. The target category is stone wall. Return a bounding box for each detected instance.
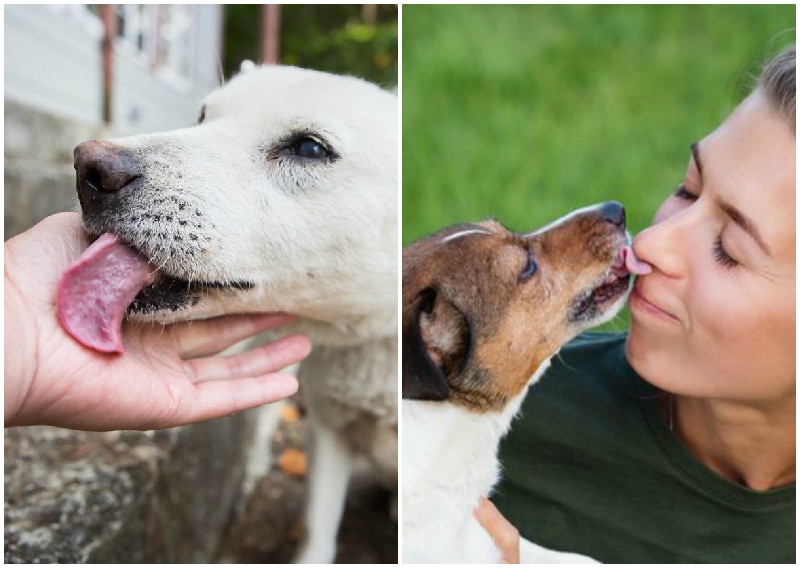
[4,415,262,563]
[3,99,107,240]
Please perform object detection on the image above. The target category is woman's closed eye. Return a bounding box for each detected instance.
[674,185,740,268]
[673,184,744,268]
[713,235,738,268]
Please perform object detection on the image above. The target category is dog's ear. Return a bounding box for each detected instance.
[403,287,471,401]
[239,60,257,74]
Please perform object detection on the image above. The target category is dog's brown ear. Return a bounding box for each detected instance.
[403,287,471,401]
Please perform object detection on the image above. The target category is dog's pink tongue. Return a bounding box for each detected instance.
[57,233,155,354]
[622,245,652,275]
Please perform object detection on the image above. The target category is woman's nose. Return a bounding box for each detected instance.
[632,211,690,278]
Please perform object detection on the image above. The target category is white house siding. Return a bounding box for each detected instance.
[4,4,223,135]
[4,5,104,125]
[4,4,223,238]
[194,5,225,88]
[113,48,211,135]
[112,5,223,134]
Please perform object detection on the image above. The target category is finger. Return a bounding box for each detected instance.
[173,312,297,358]
[182,333,311,383]
[183,372,299,425]
[474,498,520,563]
[474,497,502,529]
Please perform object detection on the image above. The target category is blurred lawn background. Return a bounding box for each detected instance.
[402,4,794,330]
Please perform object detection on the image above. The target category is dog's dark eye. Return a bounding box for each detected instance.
[197,105,206,125]
[271,133,338,163]
[290,137,331,160]
[520,249,537,281]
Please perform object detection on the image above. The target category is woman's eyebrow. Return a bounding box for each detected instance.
[717,199,772,256]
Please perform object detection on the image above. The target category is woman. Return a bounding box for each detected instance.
[477,44,795,563]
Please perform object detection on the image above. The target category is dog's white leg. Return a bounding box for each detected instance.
[294,418,354,564]
[237,401,284,513]
[237,357,300,512]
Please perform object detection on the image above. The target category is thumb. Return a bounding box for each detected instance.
[474,497,520,564]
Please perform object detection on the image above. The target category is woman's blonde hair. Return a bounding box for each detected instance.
[759,44,795,132]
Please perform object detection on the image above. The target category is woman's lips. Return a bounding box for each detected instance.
[630,282,679,322]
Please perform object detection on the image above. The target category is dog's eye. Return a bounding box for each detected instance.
[290,136,331,160]
[271,133,338,163]
[197,105,206,125]
[520,249,538,281]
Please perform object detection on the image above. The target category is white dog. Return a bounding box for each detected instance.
[68,64,398,563]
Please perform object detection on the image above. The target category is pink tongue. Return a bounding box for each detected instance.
[57,233,155,353]
[622,245,652,276]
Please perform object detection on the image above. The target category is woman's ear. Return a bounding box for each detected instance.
[402,287,470,401]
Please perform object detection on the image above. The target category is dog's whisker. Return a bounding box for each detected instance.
[154,323,166,344]
[553,351,580,374]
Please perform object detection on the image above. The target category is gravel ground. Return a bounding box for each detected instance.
[216,397,397,564]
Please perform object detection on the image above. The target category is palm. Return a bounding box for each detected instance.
[6,213,311,431]
[34,322,201,430]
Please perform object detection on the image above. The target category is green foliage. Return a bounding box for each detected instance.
[223,5,261,75]
[402,4,793,330]
[403,4,793,239]
[223,5,397,87]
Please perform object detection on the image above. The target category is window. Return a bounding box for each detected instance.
[104,4,196,82]
[157,5,195,80]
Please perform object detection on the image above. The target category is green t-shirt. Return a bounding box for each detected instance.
[492,333,795,563]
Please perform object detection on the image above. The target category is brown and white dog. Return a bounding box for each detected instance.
[401,202,650,563]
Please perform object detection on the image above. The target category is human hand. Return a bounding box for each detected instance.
[5,212,312,431]
[474,497,520,564]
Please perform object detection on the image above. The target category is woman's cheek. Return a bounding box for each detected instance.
[690,269,755,356]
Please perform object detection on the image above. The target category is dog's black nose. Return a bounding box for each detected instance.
[600,201,625,228]
[74,141,140,208]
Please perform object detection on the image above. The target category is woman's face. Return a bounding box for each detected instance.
[626,92,795,403]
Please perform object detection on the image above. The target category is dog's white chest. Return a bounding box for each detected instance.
[402,401,515,563]
[402,362,559,563]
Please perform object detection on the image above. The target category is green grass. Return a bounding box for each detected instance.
[402,4,794,330]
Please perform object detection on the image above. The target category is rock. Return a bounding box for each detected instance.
[216,394,398,564]
[4,410,262,563]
